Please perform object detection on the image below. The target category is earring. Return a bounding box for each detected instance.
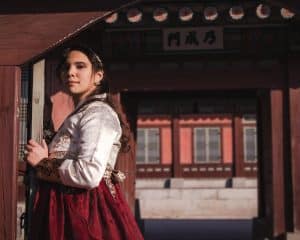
[94,81,101,86]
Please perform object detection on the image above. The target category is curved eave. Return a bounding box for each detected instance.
[0,0,140,66]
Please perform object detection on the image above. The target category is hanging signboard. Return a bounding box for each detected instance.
[163,27,223,51]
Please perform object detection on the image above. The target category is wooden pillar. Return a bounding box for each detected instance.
[0,66,21,240]
[172,116,181,178]
[288,58,300,233]
[117,93,138,212]
[233,114,243,177]
[270,89,286,238]
[254,88,286,240]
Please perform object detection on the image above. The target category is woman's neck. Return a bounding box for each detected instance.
[73,89,98,106]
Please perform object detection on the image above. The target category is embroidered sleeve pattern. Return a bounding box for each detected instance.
[35,158,64,183]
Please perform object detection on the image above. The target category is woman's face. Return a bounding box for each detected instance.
[63,50,103,101]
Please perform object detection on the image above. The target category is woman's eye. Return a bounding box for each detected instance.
[76,64,86,69]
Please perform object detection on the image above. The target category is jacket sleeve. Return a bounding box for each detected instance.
[58,105,121,189]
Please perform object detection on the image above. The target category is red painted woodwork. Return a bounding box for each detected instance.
[116,94,138,212]
[161,127,172,164]
[135,101,257,178]
[0,66,20,240]
[223,126,233,164]
[137,116,172,164]
[179,115,233,166]
[180,163,233,178]
[172,117,181,177]
[256,89,286,239]
[270,89,286,237]
[179,127,193,164]
[0,12,106,65]
[288,57,300,232]
[233,115,244,177]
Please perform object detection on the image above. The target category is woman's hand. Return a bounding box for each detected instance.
[25,139,48,167]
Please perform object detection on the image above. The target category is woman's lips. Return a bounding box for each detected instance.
[67,81,79,85]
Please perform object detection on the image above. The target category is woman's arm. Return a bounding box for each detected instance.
[25,139,64,183]
[57,104,121,189]
[35,158,64,183]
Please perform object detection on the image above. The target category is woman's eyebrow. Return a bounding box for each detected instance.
[73,61,87,64]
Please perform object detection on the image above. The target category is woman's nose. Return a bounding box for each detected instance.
[67,65,76,77]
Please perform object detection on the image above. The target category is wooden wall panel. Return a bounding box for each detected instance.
[0,66,20,240]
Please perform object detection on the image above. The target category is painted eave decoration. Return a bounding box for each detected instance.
[103,2,296,25]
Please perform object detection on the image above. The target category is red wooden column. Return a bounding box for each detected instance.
[254,88,286,240]
[172,116,181,178]
[288,58,300,234]
[117,93,138,212]
[233,114,243,177]
[0,66,21,240]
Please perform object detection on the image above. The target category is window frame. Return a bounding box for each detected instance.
[136,127,162,165]
[193,126,223,164]
[243,125,258,163]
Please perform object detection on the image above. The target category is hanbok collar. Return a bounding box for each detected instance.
[74,93,107,113]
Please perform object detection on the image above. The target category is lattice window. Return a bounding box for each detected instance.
[19,66,29,162]
[136,128,160,164]
[194,127,221,163]
[243,126,257,162]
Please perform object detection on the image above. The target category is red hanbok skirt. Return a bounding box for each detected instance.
[30,180,144,240]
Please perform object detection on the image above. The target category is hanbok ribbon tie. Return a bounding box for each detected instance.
[103,164,126,198]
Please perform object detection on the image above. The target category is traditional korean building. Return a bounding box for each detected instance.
[0,1,300,240]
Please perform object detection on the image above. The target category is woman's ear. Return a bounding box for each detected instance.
[94,71,104,85]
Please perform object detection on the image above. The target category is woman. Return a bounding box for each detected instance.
[25,45,144,240]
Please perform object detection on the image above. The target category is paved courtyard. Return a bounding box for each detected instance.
[143,219,253,240]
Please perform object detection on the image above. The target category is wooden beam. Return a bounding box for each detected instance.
[172,117,181,177]
[31,60,45,143]
[233,114,243,177]
[0,66,21,240]
[270,89,286,237]
[25,60,45,238]
[288,57,300,232]
[117,93,138,212]
[109,65,284,91]
[254,88,286,239]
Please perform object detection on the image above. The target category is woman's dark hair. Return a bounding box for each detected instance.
[56,45,130,152]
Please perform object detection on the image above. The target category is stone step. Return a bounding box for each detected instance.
[136,188,257,200]
[138,199,257,219]
[136,178,257,189]
[136,188,258,219]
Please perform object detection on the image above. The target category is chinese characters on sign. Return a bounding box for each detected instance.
[163,27,223,50]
